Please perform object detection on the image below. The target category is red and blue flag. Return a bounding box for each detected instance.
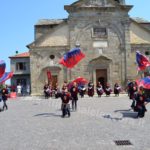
[0,60,6,78]
[0,72,13,84]
[59,48,85,68]
[136,76,150,89]
[136,51,150,71]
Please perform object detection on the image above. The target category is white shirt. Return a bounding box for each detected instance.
[17,85,22,94]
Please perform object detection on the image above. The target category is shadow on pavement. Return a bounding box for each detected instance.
[114,109,138,119]
[34,113,61,117]
[103,115,123,121]
[121,111,138,118]
[114,109,132,112]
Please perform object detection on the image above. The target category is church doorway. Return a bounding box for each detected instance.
[51,75,58,88]
[96,69,107,88]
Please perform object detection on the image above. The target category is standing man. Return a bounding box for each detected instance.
[70,82,78,111]
[1,85,9,110]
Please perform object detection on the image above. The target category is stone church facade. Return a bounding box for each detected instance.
[27,0,150,95]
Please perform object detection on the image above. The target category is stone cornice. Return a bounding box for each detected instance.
[64,5,133,13]
[28,45,69,50]
[131,43,150,47]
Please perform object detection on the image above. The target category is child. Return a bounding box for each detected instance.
[61,90,71,118]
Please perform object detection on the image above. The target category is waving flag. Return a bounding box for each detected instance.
[136,76,150,89]
[0,60,6,78]
[59,48,85,68]
[72,77,88,85]
[136,51,150,71]
[0,72,13,84]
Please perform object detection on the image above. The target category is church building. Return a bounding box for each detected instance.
[26,0,150,95]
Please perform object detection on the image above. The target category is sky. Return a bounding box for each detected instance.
[0,0,150,73]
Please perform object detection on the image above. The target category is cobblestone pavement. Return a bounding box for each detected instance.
[0,94,150,150]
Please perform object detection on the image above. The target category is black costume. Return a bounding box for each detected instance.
[128,82,137,99]
[1,88,8,110]
[96,83,103,97]
[114,83,121,96]
[88,82,94,97]
[61,92,71,117]
[78,85,86,98]
[133,93,147,118]
[70,86,78,111]
[105,85,112,96]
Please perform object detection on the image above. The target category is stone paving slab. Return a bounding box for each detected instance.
[0,95,150,150]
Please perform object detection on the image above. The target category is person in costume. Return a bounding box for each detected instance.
[61,88,71,118]
[128,82,137,99]
[105,83,112,96]
[133,86,147,118]
[78,84,86,98]
[114,83,121,96]
[96,82,104,97]
[88,81,94,97]
[54,82,61,99]
[43,83,49,99]
[70,82,78,111]
[1,85,9,110]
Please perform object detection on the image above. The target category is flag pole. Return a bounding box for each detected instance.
[69,68,72,81]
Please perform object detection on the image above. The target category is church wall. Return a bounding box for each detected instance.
[35,25,55,40]
[68,9,129,87]
[30,48,67,95]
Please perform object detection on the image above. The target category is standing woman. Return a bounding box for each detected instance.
[70,82,78,111]
[1,85,9,110]
[96,82,104,97]
[88,81,94,97]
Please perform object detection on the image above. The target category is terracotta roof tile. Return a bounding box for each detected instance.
[9,52,30,58]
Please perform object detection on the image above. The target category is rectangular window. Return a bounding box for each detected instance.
[92,27,107,38]
[16,62,26,71]
[17,79,26,86]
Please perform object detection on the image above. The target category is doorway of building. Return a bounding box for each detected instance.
[51,75,58,88]
[96,69,107,88]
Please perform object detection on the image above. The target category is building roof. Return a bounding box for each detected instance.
[130,31,150,44]
[132,17,150,23]
[35,19,67,26]
[9,52,30,58]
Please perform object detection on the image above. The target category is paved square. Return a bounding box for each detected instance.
[0,95,150,150]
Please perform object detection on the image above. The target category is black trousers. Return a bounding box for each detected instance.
[3,100,8,110]
[72,99,78,110]
[62,104,70,117]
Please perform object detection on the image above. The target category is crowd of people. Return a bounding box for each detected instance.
[127,81,150,118]
[0,80,149,119]
[43,81,123,118]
